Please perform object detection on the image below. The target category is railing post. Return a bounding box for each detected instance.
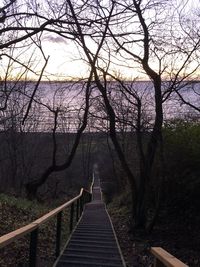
[89,192,92,202]
[154,258,165,267]
[88,192,92,202]
[154,258,166,267]
[29,229,38,267]
[70,203,74,232]
[80,195,83,215]
[76,199,79,222]
[56,211,62,258]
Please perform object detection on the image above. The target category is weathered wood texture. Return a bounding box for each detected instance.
[151,247,189,267]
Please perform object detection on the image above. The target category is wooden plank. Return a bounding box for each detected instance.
[90,176,95,193]
[151,247,189,267]
[54,179,126,267]
[0,223,37,249]
[0,188,85,248]
[32,191,83,225]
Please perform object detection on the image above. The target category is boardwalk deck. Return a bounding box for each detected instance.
[54,178,125,267]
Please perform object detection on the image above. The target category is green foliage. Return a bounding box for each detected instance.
[0,193,48,213]
[163,120,200,205]
[108,187,132,214]
[0,193,71,266]
[164,120,200,174]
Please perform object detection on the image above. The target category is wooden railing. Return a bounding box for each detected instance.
[151,247,189,267]
[0,185,93,267]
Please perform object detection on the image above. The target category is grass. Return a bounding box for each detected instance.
[0,193,48,214]
[0,193,72,267]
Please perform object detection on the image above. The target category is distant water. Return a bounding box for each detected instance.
[1,81,199,132]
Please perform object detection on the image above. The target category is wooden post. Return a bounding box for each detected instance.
[76,199,79,222]
[154,258,165,267]
[55,211,62,258]
[80,196,83,215]
[70,203,74,232]
[0,187,93,265]
[29,229,38,267]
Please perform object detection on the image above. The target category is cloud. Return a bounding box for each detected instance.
[43,35,67,44]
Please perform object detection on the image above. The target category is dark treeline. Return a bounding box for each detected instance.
[0,131,118,200]
[0,132,94,199]
[0,0,200,234]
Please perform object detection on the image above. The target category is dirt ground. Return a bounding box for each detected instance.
[109,205,200,267]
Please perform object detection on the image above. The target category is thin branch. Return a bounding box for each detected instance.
[22,56,49,125]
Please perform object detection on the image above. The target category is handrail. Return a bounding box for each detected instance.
[0,184,93,267]
[151,247,189,267]
[33,189,83,226]
[0,223,37,249]
[90,173,95,193]
[0,189,83,249]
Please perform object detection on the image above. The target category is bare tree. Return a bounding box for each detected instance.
[25,74,93,198]
[62,0,200,230]
[0,0,94,197]
[1,0,200,226]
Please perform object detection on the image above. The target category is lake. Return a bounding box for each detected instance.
[0,81,199,132]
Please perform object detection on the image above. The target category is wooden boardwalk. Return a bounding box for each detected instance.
[0,175,189,267]
[54,177,126,267]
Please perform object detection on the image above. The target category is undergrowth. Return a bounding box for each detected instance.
[107,188,200,267]
[0,194,71,267]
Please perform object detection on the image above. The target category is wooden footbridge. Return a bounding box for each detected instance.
[0,176,188,267]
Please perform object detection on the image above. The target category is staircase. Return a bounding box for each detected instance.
[54,177,126,267]
[0,175,188,267]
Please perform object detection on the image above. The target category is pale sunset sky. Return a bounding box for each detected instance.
[0,0,199,81]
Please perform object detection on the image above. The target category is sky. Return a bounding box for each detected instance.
[31,33,143,81]
[34,0,200,81]
[42,40,88,80]
[0,0,199,81]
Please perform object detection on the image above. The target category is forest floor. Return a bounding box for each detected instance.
[0,194,71,267]
[1,192,200,267]
[108,198,200,267]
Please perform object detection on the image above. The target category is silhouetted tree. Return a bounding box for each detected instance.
[64,0,200,230]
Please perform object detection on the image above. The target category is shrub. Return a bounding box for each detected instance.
[163,119,200,207]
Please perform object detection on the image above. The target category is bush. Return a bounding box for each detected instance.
[163,119,200,207]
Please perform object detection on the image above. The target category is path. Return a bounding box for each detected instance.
[54,176,125,267]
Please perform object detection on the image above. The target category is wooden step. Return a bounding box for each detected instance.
[57,259,123,267]
[54,180,125,267]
